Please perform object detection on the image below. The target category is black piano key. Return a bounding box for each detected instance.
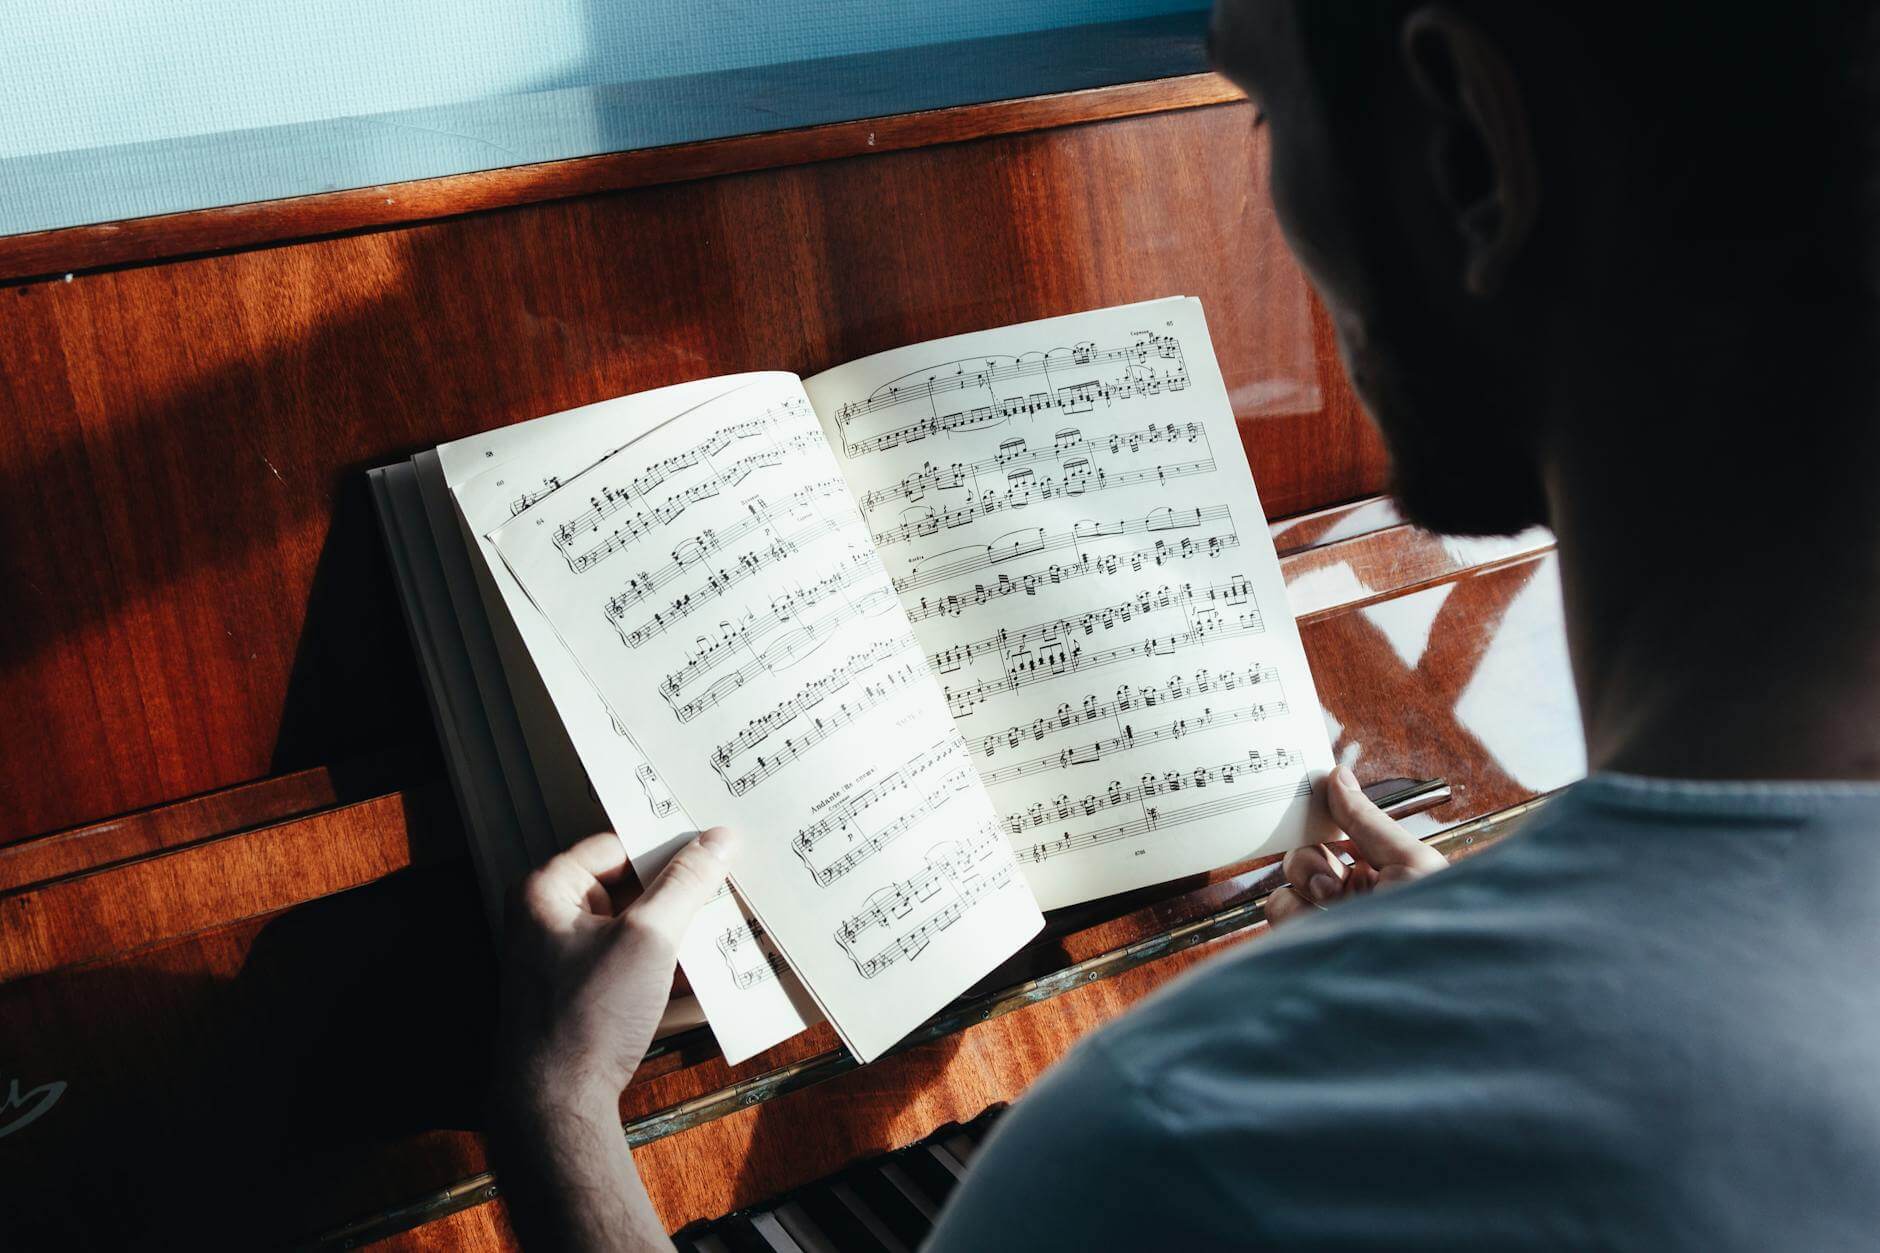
[877,1161,939,1223]
[749,1211,806,1252]
[843,1163,933,1249]
[830,1180,911,1253]
[793,1182,891,1253]
[894,1144,964,1210]
[926,1142,969,1181]
[939,1132,978,1167]
[772,1200,842,1253]
[715,1215,779,1253]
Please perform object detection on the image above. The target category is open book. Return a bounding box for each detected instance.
[371,298,1335,1064]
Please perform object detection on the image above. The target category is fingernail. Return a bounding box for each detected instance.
[1308,873,1340,904]
[697,825,738,863]
[1334,764,1359,792]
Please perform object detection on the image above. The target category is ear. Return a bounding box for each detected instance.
[1401,6,1540,297]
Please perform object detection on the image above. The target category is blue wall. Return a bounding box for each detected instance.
[3,1,1202,160]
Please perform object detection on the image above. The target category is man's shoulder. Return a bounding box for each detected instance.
[1099,829,1576,1073]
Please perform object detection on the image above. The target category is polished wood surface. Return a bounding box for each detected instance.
[0,78,1580,1250]
[0,72,1239,285]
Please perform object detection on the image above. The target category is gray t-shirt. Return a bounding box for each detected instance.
[926,775,1880,1250]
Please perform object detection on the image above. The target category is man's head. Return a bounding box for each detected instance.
[1210,2,1877,537]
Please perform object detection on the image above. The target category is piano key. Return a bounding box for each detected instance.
[895,1144,964,1210]
[842,1164,933,1250]
[772,1201,843,1253]
[939,1132,979,1166]
[877,1161,939,1223]
[714,1216,779,1253]
[685,1235,733,1253]
[749,1211,806,1252]
[793,1182,891,1253]
[830,1180,910,1253]
[926,1142,969,1180]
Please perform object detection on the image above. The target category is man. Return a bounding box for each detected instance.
[496,1,1880,1247]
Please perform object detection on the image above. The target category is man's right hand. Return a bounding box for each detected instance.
[1266,764,1448,928]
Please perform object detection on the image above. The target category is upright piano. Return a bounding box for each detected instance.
[0,20,1582,1249]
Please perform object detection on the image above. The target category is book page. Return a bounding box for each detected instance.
[805,298,1337,910]
[440,376,818,1064]
[486,375,1044,1062]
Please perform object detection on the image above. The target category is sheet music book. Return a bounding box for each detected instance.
[370,298,1335,1064]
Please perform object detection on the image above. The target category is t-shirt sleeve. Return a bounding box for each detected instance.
[923,1034,1252,1251]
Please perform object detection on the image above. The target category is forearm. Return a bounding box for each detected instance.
[493,1083,672,1253]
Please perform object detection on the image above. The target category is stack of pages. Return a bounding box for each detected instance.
[371,298,1333,1063]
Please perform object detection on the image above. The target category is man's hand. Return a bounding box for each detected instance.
[500,826,736,1108]
[1266,766,1447,928]
[493,826,737,1253]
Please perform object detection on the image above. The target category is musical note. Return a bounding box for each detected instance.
[793,735,979,886]
[934,578,1265,718]
[616,547,876,649]
[977,698,1292,788]
[833,824,1018,979]
[560,468,841,575]
[901,530,1242,624]
[717,918,789,989]
[869,456,1215,549]
[965,664,1281,758]
[659,582,898,721]
[1002,747,1299,834]
[893,505,1232,596]
[856,420,1210,514]
[635,763,676,818]
[834,334,1190,457]
[707,638,929,795]
[1015,776,1314,865]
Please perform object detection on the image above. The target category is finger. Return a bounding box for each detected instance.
[521,833,631,923]
[626,827,740,949]
[564,831,635,885]
[1326,766,1446,873]
[1281,842,1348,905]
[1264,884,1319,929]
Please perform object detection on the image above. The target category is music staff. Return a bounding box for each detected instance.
[794,736,979,886]
[1014,776,1314,865]
[835,334,1190,456]
[894,504,1233,596]
[634,763,676,818]
[557,451,831,573]
[976,698,1292,788]
[904,530,1242,625]
[661,583,899,721]
[935,578,1265,718]
[966,664,1281,758]
[1002,746,1298,835]
[599,481,848,620]
[834,824,1017,979]
[708,642,929,795]
[617,547,876,649]
[716,917,788,990]
[932,577,1255,670]
[857,420,1209,514]
[869,456,1215,549]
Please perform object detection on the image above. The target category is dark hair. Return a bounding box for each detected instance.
[1297,1,1880,303]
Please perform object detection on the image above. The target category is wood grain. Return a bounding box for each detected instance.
[0,99,1385,844]
[0,90,1584,1252]
[0,74,1241,285]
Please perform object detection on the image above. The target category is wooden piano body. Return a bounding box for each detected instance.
[0,49,1582,1250]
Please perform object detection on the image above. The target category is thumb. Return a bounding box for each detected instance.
[625,826,739,948]
[1325,766,1446,874]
